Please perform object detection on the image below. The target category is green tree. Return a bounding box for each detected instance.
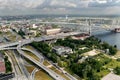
[114,66,120,75]
[109,46,117,55]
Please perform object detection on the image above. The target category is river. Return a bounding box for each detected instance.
[93,30,120,50]
[60,23,120,50]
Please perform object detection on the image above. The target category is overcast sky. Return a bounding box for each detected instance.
[0,0,120,16]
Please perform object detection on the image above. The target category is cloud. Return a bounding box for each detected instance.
[23,0,45,8]
[0,0,45,9]
[88,0,120,7]
[0,0,120,15]
[50,0,77,8]
[0,0,120,9]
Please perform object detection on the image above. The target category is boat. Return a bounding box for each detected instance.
[114,28,120,33]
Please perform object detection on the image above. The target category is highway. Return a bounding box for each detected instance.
[17,46,66,80]
[0,32,83,49]
[30,68,38,80]
[21,47,77,80]
[21,48,44,63]
[13,50,31,80]
[5,51,22,78]
[1,47,77,80]
[38,21,82,25]
[0,32,81,80]
[16,40,66,80]
[0,47,17,50]
[1,49,31,79]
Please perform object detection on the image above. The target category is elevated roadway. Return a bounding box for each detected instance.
[0,32,81,80]
[0,32,82,49]
[17,46,65,80]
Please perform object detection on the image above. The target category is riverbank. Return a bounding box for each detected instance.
[94,31,120,50]
[114,50,120,58]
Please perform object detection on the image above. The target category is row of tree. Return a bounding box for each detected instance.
[5,56,12,73]
[0,51,12,73]
[30,41,57,62]
[114,66,120,75]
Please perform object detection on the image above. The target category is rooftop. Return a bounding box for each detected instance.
[102,72,120,80]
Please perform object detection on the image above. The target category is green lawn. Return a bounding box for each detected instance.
[25,66,35,74]
[105,59,120,68]
[95,54,120,69]
[114,50,120,58]
[43,60,51,66]
[50,66,70,80]
[7,35,17,41]
[24,51,40,61]
[24,45,34,50]
[97,69,110,78]
[94,53,120,78]
[96,59,120,78]
[35,70,53,80]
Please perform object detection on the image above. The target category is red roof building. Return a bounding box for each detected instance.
[0,54,6,73]
[72,33,90,40]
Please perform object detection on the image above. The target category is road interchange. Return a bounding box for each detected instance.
[0,32,80,80]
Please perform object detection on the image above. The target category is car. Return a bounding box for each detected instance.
[31,38,34,40]
[19,40,21,42]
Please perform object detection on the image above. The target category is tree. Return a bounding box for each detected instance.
[4,56,8,61]
[70,58,101,79]
[109,46,117,55]
[114,45,117,48]
[18,29,25,37]
[114,66,120,75]
[102,42,110,49]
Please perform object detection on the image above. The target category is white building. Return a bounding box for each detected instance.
[32,24,38,29]
[53,46,73,55]
[45,28,61,35]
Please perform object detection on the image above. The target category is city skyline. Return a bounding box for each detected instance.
[0,0,120,16]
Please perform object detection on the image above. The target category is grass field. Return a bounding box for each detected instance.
[25,65,53,80]
[94,53,120,78]
[24,45,34,50]
[106,59,120,68]
[96,59,120,78]
[25,66,35,74]
[50,66,70,80]
[43,60,70,80]
[43,60,51,66]
[35,70,53,80]
[114,50,120,58]
[97,69,110,78]
[24,51,40,61]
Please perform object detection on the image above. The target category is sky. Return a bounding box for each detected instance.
[0,0,120,16]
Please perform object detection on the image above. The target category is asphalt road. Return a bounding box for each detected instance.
[0,32,81,80]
